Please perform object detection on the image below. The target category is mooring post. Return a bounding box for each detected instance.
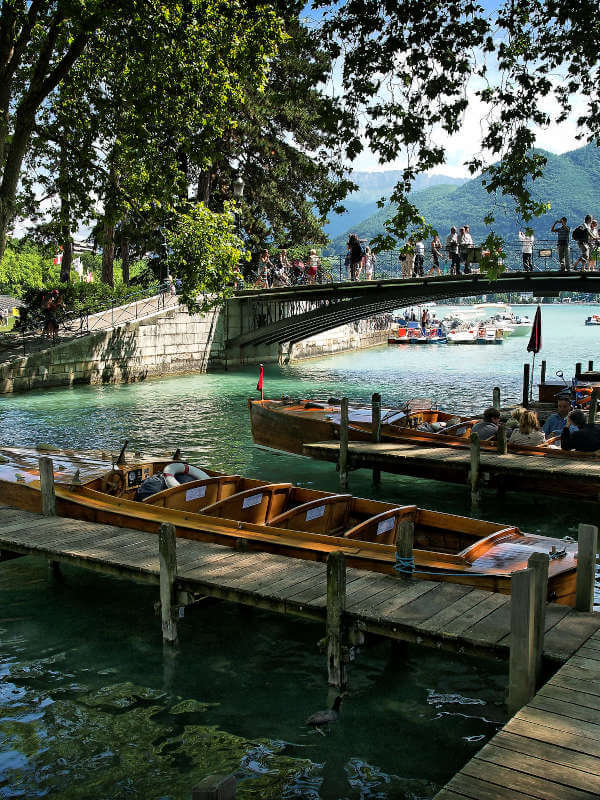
[38,456,56,517]
[395,517,415,579]
[496,423,507,455]
[575,523,598,612]
[522,363,530,408]
[527,552,549,685]
[192,775,236,800]
[589,360,594,372]
[588,388,599,425]
[508,567,536,716]
[159,522,178,644]
[339,397,349,491]
[469,431,481,507]
[371,392,381,485]
[326,551,347,689]
[492,386,501,410]
[575,361,582,378]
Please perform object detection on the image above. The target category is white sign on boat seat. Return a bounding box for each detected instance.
[306,504,325,521]
[377,517,396,536]
[242,493,263,509]
[186,485,206,501]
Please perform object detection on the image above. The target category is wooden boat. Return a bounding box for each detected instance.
[0,446,578,604]
[249,397,596,460]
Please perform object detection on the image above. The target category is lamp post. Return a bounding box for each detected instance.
[232,175,245,289]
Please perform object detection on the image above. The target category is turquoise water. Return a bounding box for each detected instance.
[0,303,598,798]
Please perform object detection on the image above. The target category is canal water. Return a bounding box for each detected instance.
[0,303,598,799]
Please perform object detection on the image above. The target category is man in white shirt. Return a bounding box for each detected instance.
[446,227,460,274]
[460,225,474,273]
[518,229,534,272]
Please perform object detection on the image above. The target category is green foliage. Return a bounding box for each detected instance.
[0,243,53,297]
[165,202,247,313]
[479,233,508,279]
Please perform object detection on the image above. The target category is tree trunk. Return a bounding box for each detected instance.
[102,222,115,287]
[197,170,211,204]
[121,234,130,285]
[60,229,73,282]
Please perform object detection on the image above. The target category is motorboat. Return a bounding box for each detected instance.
[585,314,600,326]
[446,326,479,344]
[476,326,504,344]
[0,446,579,603]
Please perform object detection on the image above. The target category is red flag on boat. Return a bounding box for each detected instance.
[256,364,263,398]
[527,305,542,354]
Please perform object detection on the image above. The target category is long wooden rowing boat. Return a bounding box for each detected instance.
[0,446,578,605]
[248,398,598,459]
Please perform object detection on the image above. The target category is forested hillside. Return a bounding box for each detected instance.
[328,144,600,253]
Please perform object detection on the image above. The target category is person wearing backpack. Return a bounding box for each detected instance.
[551,217,570,271]
[572,215,593,271]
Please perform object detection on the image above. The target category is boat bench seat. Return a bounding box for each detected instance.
[202,483,293,525]
[344,505,418,545]
[142,475,243,512]
[268,494,352,535]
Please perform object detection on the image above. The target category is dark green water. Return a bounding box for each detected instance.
[0,304,598,798]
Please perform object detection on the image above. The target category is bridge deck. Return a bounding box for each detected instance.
[434,628,600,800]
[1,505,599,663]
[303,440,600,500]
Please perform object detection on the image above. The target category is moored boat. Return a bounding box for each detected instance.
[0,446,578,604]
[585,314,600,326]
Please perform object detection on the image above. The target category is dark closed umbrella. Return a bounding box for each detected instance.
[527,305,542,354]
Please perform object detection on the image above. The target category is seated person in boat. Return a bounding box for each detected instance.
[508,410,546,447]
[471,407,501,440]
[505,406,525,438]
[542,396,571,436]
[561,410,600,452]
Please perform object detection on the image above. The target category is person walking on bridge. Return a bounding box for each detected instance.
[446,227,460,275]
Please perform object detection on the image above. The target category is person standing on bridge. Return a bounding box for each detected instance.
[460,225,474,274]
[518,228,535,272]
[347,234,363,281]
[446,227,460,275]
[551,217,570,271]
[572,214,593,272]
[413,239,425,276]
[428,235,443,275]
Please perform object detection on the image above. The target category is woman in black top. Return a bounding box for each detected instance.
[347,234,363,281]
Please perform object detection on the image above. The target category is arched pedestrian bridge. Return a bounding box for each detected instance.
[228,271,600,348]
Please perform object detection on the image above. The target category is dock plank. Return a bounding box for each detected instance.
[462,757,596,800]
[491,730,600,777]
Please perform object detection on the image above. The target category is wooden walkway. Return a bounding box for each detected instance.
[1,505,599,663]
[303,440,600,501]
[435,628,600,800]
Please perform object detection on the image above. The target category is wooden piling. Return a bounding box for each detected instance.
[540,360,546,384]
[575,523,598,612]
[589,360,594,372]
[396,518,415,578]
[192,774,236,800]
[492,386,501,410]
[469,432,481,507]
[496,424,507,455]
[39,457,56,517]
[522,363,530,408]
[339,397,349,491]
[576,361,582,378]
[508,568,536,716]
[589,388,599,425]
[159,522,178,644]
[326,550,347,689]
[527,552,549,684]
[371,392,381,485]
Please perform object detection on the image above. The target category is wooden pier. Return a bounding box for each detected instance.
[435,627,600,800]
[1,504,599,664]
[303,439,600,501]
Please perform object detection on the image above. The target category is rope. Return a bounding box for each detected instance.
[394,554,415,575]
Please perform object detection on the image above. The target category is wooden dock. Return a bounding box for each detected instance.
[303,440,600,501]
[1,504,599,663]
[435,627,600,800]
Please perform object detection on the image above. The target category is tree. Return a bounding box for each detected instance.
[317,0,600,256]
[165,202,246,312]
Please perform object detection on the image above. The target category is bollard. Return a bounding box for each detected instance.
[589,360,594,372]
[326,551,347,689]
[575,523,598,612]
[575,362,582,378]
[492,386,501,410]
[159,523,178,644]
[540,360,546,384]
[39,457,56,517]
[371,392,381,485]
[469,431,481,507]
[192,774,236,800]
[589,388,599,425]
[527,552,549,685]
[522,363,530,409]
[496,424,507,455]
[508,568,536,716]
[395,518,415,579]
[339,397,349,491]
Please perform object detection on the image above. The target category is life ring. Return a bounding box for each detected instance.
[162,462,209,489]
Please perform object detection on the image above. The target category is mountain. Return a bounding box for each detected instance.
[327,143,600,253]
[323,171,467,238]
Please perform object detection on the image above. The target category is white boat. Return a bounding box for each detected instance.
[585,314,600,326]
[447,326,478,344]
[477,326,504,344]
